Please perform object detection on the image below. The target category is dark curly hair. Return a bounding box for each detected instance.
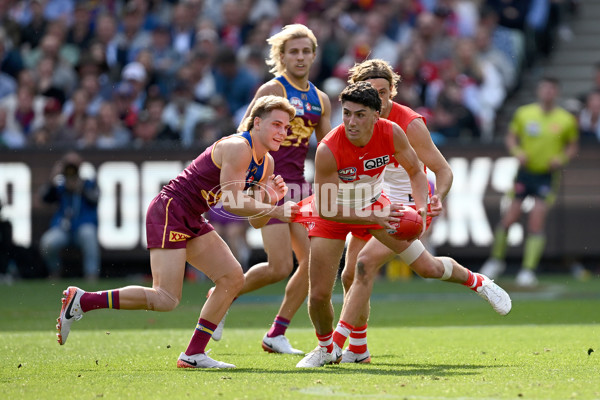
[339,81,382,113]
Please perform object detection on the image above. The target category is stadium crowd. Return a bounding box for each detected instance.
[0,0,578,150]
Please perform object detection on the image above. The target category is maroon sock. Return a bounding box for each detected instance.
[267,315,290,338]
[185,318,218,356]
[80,290,120,312]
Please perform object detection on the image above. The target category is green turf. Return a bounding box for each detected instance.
[1,275,599,399]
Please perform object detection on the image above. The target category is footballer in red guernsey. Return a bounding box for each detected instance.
[296,81,511,369]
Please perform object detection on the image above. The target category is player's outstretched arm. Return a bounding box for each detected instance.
[391,122,429,226]
[406,118,453,216]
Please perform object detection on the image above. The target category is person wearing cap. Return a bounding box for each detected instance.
[39,151,101,281]
[121,61,147,111]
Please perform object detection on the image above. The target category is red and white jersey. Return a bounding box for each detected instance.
[383,102,428,204]
[320,118,396,209]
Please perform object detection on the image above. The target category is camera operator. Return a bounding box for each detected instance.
[39,152,100,281]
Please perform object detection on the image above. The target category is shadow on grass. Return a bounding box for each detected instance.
[179,362,503,377]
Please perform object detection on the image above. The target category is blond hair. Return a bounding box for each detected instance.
[240,95,296,132]
[348,59,401,99]
[266,24,318,76]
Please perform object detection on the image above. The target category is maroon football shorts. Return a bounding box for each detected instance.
[146,192,214,249]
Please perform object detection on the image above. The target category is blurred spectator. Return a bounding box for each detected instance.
[0,66,17,100]
[23,31,77,95]
[77,72,105,116]
[332,31,372,80]
[76,114,99,149]
[20,0,48,51]
[29,97,72,146]
[1,85,45,141]
[94,13,121,73]
[412,10,455,63]
[396,51,428,109]
[95,101,131,149]
[576,61,600,104]
[132,97,179,147]
[0,107,25,148]
[213,46,259,117]
[161,79,216,148]
[578,90,600,142]
[428,81,480,144]
[478,4,525,81]
[218,0,253,51]
[114,3,151,66]
[362,10,400,67]
[185,50,217,105]
[66,3,94,50]
[146,0,174,28]
[0,4,21,48]
[474,24,518,93]
[194,28,220,61]
[453,37,506,140]
[0,27,25,79]
[39,152,100,281]
[271,0,308,33]
[113,81,138,133]
[170,2,197,57]
[121,61,148,111]
[386,0,422,56]
[146,24,182,94]
[62,88,89,137]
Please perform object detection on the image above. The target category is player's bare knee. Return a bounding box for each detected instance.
[341,270,353,292]
[410,258,442,279]
[268,257,294,281]
[219,268,245,295]
[354,258,378,282]
[145,287,180,311]
[309,287,331,306]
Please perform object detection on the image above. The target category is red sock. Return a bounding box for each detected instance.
[317,331,334,353]
[267,315,290,338]
[348,324,368,354]
[80,290,120,312]
[463,270,484,291]
[332,320,354,349]
[185,318,218,356]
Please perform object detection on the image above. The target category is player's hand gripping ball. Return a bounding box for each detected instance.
[386,207,423,241]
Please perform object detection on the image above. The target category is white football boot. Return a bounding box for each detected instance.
[476,274,512,316]
[296,344,342,368]
[341,348,371,364]
[177,352,235,368]
[56,286,85,345]
[262,334,304,355]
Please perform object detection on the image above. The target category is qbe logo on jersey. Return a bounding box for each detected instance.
[363,155,390,171]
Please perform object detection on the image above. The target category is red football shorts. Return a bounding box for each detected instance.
[146,193,214,249]
[293,194,390,241]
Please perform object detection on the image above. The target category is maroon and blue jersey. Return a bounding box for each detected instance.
[161,130,268,215]
[271,74,323,182]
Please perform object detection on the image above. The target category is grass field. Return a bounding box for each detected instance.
[1,274,599,400]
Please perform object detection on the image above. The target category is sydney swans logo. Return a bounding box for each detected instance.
[206,179,282,221]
